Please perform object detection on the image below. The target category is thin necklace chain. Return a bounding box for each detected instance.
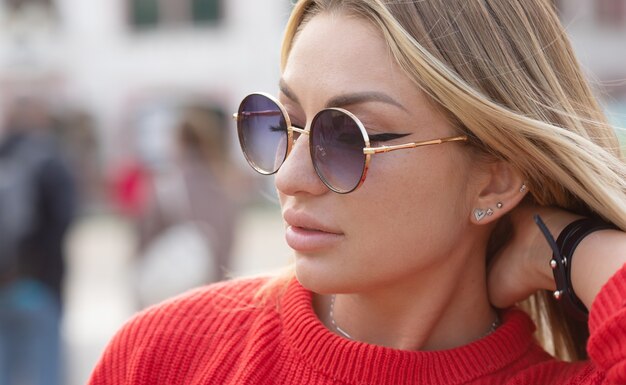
[329,294,353,339]
[329,294,500,341]
[482,314,500,339]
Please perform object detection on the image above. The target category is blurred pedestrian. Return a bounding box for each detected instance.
[52,110,103,213]
[110,157,150,218]
[0,96,76,385]
[134,107,239,307]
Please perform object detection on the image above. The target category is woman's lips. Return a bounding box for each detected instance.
[284,225,343,252]
[282,209,343,252]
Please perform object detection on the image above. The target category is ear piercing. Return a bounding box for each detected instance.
[475,207,495,222]
[474,208,487,222]
[475,201,504,222]
[476,184,525,221]
[474,208,495,222]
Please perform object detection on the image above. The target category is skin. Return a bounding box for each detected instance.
[277,12,508,350]
[489,204,626,311]
[274,12,626,351]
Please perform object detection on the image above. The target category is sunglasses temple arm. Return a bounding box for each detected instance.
[364,135,467,154]
[291,126,309,136]
[233,110,284,120]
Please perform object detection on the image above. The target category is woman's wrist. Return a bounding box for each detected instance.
[569,229,626,309]
[531,210,626,313]
[488,205,623,311]
[527,210,583,292]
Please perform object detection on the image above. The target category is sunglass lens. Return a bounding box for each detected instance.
[310,110,366,193]
[237,94,288,174]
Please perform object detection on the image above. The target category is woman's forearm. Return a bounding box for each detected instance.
[570,229,626,309]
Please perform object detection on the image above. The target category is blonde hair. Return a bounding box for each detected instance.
[268,0,626,361]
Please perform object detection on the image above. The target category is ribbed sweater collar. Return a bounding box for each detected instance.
[281,279,536,385]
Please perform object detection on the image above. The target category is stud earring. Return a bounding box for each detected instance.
[496,202,503,209]
[520,184,528,193]
[474,208,487,222]
[486,208,494,216]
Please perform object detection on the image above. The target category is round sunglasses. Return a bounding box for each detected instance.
[233,92,468,194]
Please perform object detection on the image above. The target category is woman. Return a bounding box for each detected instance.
[89,0,626,384]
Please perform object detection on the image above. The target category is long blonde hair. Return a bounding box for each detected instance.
[272,0,626,361]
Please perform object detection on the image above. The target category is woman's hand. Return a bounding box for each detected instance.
[487,204,582,308]
[488,203,626,310]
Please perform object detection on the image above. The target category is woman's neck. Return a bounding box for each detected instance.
[313,254,497,351]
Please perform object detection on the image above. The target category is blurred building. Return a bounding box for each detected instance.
[0,0,624,166]
[555,0,626,129]
[0,0,290,181]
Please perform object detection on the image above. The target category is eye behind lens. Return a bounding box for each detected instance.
[310,109,367,193]
[237,93,289,175]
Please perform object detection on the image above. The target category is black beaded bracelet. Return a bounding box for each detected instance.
[533,215,617,321]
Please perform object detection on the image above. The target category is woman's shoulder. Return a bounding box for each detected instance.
[89,277,290,383]
[135,276,273,323]
[109,277,277,348]
[109,277,275,347]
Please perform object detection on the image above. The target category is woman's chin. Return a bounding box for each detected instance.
[293,257,342,295]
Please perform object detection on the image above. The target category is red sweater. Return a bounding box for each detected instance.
[89,265,626,384]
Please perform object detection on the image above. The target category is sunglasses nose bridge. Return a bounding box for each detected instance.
[287,125,311,158]
[275,124,328,196]
[289,125,310,146]
[291,126,309,136]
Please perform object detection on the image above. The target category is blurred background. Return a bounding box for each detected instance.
[0,1,624,385]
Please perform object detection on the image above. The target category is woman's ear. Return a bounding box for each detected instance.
[470,160,527,225]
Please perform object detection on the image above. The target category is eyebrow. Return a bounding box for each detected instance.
[278,78,408,112]
[325,92,408,112]
[279,78,301,105]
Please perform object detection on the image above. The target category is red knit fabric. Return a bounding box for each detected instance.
[89,265,626,384]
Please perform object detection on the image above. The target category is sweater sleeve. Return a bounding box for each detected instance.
[87,311,152,385]
[87,278,269,385]
[587,263,626,384]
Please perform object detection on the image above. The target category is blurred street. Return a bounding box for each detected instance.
[61,206,291,385]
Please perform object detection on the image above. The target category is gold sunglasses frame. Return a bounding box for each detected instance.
[233,92,468,193]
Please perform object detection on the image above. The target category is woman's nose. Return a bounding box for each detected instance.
[275,132,329,197]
